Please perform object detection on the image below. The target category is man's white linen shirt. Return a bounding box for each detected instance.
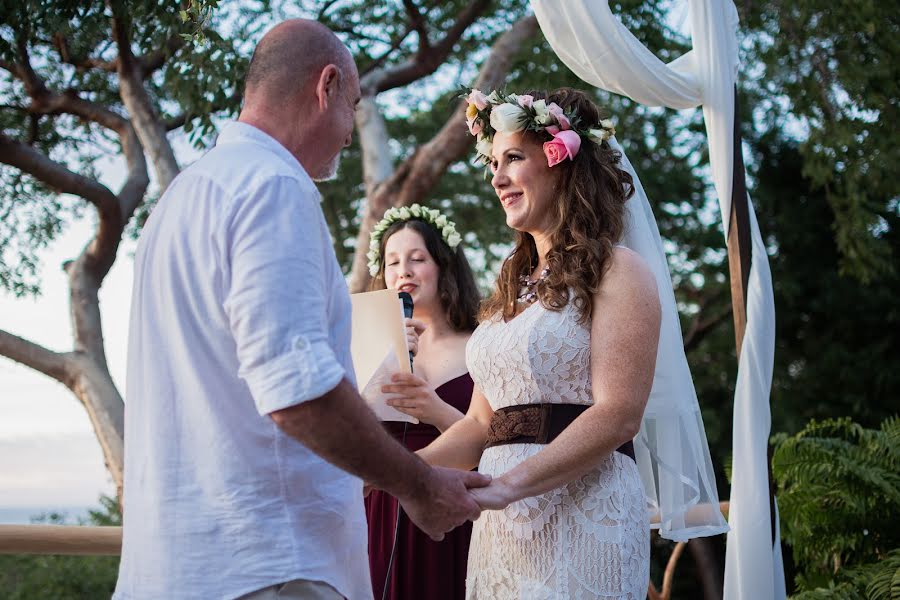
[114,122,372,600]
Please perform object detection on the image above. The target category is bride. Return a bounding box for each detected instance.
[416,85,731,598]
[418,87,660,599]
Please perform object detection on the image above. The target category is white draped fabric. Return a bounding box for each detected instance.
[530,1,785,598]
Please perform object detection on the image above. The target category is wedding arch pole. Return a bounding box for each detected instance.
[529,1,785,598]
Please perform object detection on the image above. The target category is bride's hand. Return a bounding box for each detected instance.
[469,477,517,511]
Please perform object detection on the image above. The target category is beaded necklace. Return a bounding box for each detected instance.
[517,267,550,304]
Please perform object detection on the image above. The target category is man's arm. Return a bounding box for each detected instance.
[271,379,489,540]
[270,379,428,497]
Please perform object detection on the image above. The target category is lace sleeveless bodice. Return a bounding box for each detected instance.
[467,300,594,411]
[465,301,650,599]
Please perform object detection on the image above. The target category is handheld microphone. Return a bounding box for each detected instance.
[398,291,414,371]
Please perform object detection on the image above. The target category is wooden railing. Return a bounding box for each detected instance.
[0,501,730,599]
[0,524,121,556]
[648,501,731,600]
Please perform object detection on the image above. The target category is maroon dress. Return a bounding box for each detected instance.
[365,373,474,600]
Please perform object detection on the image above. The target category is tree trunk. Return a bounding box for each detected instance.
[68,354,125,501]
[689,537,724,600]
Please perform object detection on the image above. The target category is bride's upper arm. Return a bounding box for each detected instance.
[466,383,495,428]
[589,247,661,433]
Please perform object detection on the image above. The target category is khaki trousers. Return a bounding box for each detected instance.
[238,579,345,600]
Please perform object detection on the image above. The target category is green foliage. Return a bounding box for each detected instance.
[0,495,121,600]
[773,417,900,595]
[739,0,899,283]
[750,136,900,432]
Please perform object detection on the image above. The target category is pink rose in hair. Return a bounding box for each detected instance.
[547,102,571,130]
[543,130,581,167]
[517,94,534,109]
[466,89,489,110]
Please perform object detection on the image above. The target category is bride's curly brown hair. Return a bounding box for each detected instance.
[479,88,634,325]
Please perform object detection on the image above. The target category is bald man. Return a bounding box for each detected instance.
[114,20,488,600]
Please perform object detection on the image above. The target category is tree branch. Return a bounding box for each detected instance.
[403,0,431,50]
[4,30,149,278]
[52,33,118,72]
[0,134,119,220]
[15,32,49,99]
[360,28,413,77]
[0,329,73,386]
[110,8,180,189]
[139,34,186,77]
[360,0,491,95]
[3,55,150,217]
[317,0,341,20]
[683,293,733,353]
[164,96,235,131]
[51,30,182,76]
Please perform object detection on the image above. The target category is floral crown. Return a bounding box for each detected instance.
[367,203,462,276]
[463,88,616,168]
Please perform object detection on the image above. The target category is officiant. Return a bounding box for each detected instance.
[365,204,480,600]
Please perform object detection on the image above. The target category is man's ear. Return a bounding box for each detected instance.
[315,64,341,111]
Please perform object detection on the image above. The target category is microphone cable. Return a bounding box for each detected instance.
[382,290,415,600]
[381,421,408,600]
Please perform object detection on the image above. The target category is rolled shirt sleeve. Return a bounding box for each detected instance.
[223,175,345,415]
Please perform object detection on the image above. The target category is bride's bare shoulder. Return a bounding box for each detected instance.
[595,247,660,315]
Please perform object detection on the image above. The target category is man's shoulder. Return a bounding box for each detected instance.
[169,147,318,218]
[194,142,312,190]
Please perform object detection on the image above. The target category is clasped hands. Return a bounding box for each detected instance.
[370,467,517,542]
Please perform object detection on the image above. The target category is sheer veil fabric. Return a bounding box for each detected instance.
[614,138,729,543]
[531,1,785,597]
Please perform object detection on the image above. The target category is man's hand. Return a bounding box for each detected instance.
[398,467,491,541]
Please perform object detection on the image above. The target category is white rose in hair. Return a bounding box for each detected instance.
[435,215,449,228]
[398,207,411,220]
[489,103,527,133]
[475,137,493,160]
[532,99,551,125]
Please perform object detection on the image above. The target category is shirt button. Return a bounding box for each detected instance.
[294,337,309,351]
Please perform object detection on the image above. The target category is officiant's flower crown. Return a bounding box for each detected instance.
[367,204,462,276]
[463,88,616,168]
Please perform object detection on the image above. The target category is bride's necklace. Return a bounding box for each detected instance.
[517,266,550,304]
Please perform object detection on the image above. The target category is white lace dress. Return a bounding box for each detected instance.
[465,300,650,599]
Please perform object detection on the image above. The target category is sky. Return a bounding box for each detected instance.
[0,218,132,520]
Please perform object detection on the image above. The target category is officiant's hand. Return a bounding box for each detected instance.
[399,466,491,541]
[405,318,427,357]
[383,373,464,431]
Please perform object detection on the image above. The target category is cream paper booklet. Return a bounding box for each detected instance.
[350,288,418,424]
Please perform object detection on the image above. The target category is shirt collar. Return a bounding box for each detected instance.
[216,121,317,191]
